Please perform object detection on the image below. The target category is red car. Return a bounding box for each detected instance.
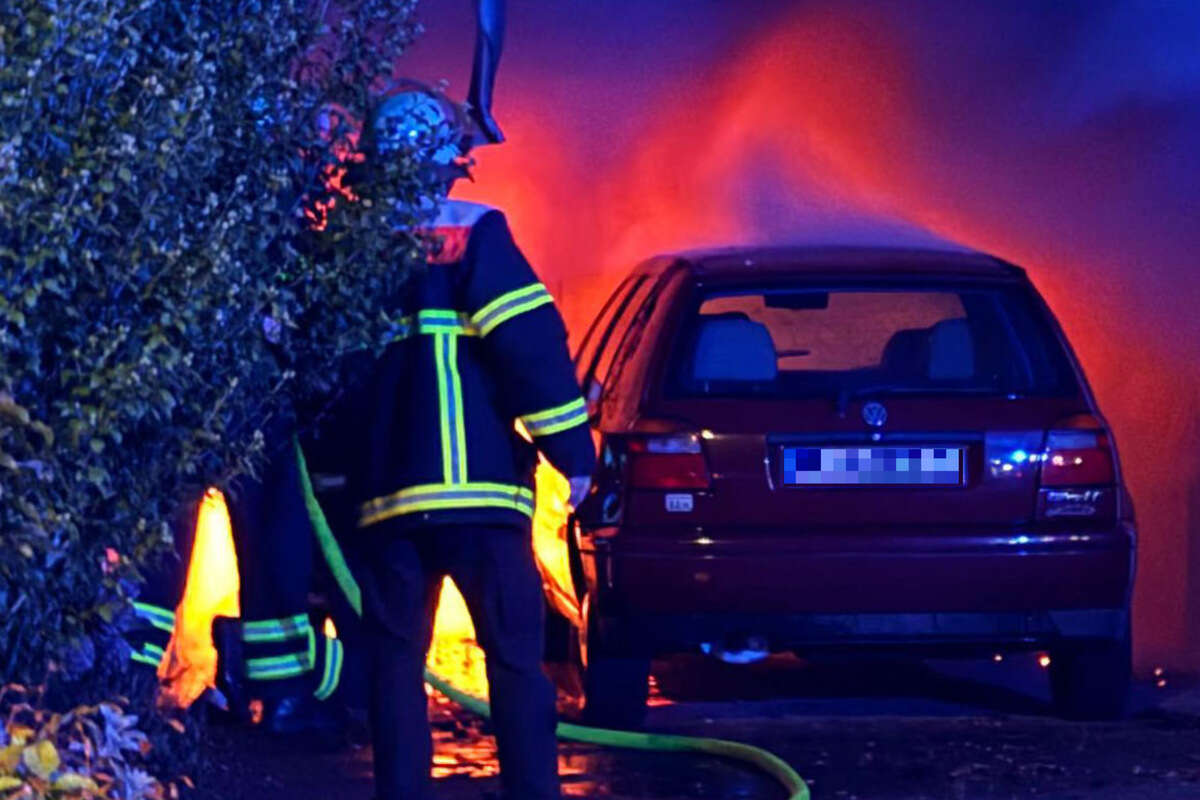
[551,245,1135,727]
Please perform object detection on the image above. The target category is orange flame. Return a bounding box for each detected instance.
[164,460,576,707]
[425,457,575,701]
[160,488,240,708]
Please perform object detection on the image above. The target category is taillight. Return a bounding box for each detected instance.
[1040,415,1116,487]
[627,433,711,489]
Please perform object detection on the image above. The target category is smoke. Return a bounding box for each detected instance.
[405,0,1200,669]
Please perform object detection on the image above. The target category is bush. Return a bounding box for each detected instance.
[0,0,434,688]
[0,683,197,799]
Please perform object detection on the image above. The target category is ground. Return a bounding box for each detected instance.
[194,654,1200,799]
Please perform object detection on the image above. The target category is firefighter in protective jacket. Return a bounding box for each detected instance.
[350,84,594,800]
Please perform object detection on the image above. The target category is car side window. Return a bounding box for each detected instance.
[574,275,636,384]
[599,269,685,422]
[589,278,655,385]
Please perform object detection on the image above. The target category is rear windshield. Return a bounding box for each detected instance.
[667,284,1079,399]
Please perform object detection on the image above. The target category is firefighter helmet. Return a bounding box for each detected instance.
[371,83,470,174]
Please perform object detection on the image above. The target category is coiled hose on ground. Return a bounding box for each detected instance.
[296,443,811,800]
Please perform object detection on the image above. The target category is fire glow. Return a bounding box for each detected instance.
[160,488,240,708]
[443,3,1200,671]
[162,461,572,706]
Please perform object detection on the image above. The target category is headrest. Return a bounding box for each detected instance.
[881,328,930,376]
[692,317,778,383]
[927,318,975,380]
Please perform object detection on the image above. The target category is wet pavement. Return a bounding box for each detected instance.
[198,652,1200,799]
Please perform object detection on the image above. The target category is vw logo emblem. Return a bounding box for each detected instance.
[862,401,888,427]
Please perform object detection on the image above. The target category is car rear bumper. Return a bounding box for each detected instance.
[599,609,1129,655]
[580,522,1134,651]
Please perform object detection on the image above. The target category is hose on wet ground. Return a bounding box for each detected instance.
[295,443,811,800]
[423,669,811,800]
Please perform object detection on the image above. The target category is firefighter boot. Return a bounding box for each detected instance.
[262,694,345,742]
[212,616,250,723]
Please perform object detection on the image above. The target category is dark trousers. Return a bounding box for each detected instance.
[227,436,317,699]
[361,523,559,800]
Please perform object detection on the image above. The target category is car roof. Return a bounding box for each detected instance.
[639,244,1025,282]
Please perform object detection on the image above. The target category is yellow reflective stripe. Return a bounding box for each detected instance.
[358,482,536,528]
[448,334,468,480]
[245,625,316,681]
[313,636,344,701]
[130,642,165,667]
[434,334,455,483]
[243,613,309,633]
[132,602,176,633]
[246,657,307,680]
[519,397,588,437]
[385,310,478,344]
[242,614,311,643]
[473,283,545,323]
[360,481,535,511]
[471,283,554,336]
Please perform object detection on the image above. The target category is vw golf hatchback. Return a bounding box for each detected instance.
[551,246,1135,727]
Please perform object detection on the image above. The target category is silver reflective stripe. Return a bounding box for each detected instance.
[385,310,477,344]
[359,483,536,528]
[521,398,588,437]
[472,284,553,336]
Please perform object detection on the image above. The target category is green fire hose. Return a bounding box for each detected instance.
[423,669,810,800]
[295,443,810,800]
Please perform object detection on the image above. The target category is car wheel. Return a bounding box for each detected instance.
[543,602,573,664]
[1048,628,1131,721]
[575,596,650,729]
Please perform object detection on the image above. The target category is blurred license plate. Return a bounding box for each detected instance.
[782,446,964,486]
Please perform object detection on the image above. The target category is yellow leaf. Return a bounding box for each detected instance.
[0,399,30,425]
[0,776,24,790]
[0,743,23,771]
[22,739,60,780]
[53,772,99,792]
[6,725,34,746]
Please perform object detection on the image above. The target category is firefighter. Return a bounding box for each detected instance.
[211,421,348,733]
[348,84,594,800]
[125,504,196,679]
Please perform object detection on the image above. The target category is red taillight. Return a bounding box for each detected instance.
[1040,415,1116,487]
[627,433,711,489]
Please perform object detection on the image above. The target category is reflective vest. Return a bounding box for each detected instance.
[349,200,595,530]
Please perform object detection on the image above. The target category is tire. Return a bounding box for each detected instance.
[575,596,650,729]
[1049,630,1132,721]
[581,654,651,729]
[543,603,573,664]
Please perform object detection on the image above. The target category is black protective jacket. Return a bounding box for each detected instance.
[343,200,595,532]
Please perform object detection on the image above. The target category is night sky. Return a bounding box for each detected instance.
[403,0,1200,670]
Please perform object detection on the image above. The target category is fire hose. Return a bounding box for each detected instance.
[296,443,811,800]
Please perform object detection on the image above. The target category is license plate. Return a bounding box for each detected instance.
[782,446,965,486]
